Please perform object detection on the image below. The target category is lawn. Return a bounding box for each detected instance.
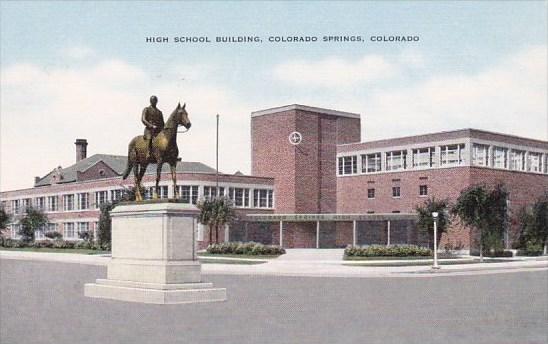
[0,247,109,255]
[197,252,282,259]
[198,258,266,265]
[344,258,518,267]
[344,254,460,261]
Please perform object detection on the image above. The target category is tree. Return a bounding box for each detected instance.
[415,198,451,249]
[452,183,509,262]
[197,196,236,244]
[0,207,11,230]
[18,206,48,243]
[97,187,136,249]
[517,193,548,254]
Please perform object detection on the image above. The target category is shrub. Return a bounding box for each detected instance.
[52,240,75,249]
[470,250,513,258]
[344,245,432,257]
[74,241,92,249]
[45,231,63,240]
[206,242,285,255]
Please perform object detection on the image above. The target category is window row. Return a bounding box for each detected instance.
[3,185,275,213]
[472,144,548,173]
[338,144,466,176]
[366,185,429,199]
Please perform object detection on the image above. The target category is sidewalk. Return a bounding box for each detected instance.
[2,249,547,278]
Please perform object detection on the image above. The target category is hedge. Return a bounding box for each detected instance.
[0,238,110,251]
[470,250,513,258]
[206,242,285,255]
[345,245,432,257]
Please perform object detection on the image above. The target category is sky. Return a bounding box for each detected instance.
[1,1,547,191]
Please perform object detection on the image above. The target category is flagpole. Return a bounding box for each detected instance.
[216,114,219,198]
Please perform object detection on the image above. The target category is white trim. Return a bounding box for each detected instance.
[251,104,360,119]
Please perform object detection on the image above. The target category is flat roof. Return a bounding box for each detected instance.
[251,104,361,119]
[246,213,417,222]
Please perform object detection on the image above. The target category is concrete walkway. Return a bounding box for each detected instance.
[2,249,547,278]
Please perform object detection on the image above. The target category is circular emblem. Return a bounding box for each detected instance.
[289,131,302,145]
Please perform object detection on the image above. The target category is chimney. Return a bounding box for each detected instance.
[75,139,88,162]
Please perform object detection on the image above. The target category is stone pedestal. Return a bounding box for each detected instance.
[84,201,226,304]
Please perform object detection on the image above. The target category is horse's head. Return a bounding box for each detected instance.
[176,102,191,129]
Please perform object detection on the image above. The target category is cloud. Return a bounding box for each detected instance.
[0,60,254,191]
[272,55,397,87]
[329,45,548,141]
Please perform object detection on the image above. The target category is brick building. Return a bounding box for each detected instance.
[2,105,547,251]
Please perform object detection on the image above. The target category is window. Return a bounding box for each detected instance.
[362,153,381,173]
[412,147,436,169]
[472,144,489,167]
[177,185,199,204]
[338,156,357,175]
[11,199,21,214]
[95,191,108,207]
[78,222,89,238]
[386,151,407,171]
[253,189,273,208]
[110,189,124,202]
[367,188,375,199]
[22,198,31,211]
[35,225,46,240]
[440,144,465,166]
[203,186,225,199]
[158,186,169,199]
[63,223,76,239]
[392,186,401,198]
[419,185,428,196]
[77,193,89,210]
[509,150,525,171]
[47,223,58,233]
[47,196,58,212]
[545,155,548,174]
[11,224,21,239]
[35,197,46,211]
[229,187,250,207]
[493,146,508,169]
[527,152,542,173]
[63,195,74,211]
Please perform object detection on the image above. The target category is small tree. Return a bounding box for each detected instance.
[197,197,236,244]
[415,198,451,249]
[18,206,48,243]
[0,207,11,230]
[96,187,136,249]
[517,193,548,254]
[452,183,509,262]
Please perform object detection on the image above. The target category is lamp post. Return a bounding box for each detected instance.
[432,212,440,270]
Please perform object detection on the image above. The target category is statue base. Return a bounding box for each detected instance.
[84,202,226,304]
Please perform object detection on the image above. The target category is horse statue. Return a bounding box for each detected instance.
[122,102,191,201]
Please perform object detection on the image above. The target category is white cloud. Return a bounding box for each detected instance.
[272,55,397,87]
[0,60,254,191]
[329,45,547,141]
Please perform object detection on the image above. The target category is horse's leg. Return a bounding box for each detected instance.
[133,163,142,201]
[154,162,163,199]
[170,162,178,199]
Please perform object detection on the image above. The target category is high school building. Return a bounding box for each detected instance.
[2,104,547,250]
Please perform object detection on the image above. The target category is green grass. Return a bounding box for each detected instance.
[0,247,109,255]
[197,252,281,259]
[344,254,458,261]
[198,258,266,265]
[344,258,518,267]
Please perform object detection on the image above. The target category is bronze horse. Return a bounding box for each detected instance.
[122,102,191,201]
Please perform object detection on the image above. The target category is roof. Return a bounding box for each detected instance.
[251,104,360,119]
[34,154,218,187]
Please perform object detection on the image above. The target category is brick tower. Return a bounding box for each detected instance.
[251,104,361,214]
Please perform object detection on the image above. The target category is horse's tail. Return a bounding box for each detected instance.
[122,140,135,180]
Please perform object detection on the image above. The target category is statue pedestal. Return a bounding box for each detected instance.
[84,201,226,304]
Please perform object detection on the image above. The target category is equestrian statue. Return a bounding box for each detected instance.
[122,96,191,201]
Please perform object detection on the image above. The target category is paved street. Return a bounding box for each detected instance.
[1,259,547,344]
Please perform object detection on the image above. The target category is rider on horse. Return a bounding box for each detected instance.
[141,95,165,157]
